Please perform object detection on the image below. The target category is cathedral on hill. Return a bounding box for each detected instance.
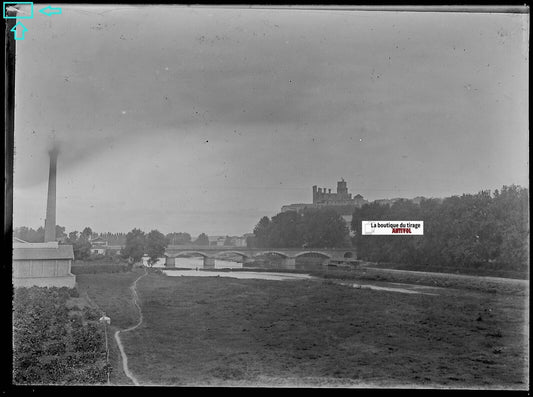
[281,179,367,214]
[312,179,367,207]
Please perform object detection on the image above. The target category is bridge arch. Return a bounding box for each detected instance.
[293,251,332,259]
[170,251,209,259]
[252,251,291,259]
[214,251,251,259]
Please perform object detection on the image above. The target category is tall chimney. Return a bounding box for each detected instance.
[44,147,59,242]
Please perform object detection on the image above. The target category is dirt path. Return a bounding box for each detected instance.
[114,268,148,386]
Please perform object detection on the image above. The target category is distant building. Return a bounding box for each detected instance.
[208,236,226,246]
[312,179,367,207]
[89,236,108,255]
[229,236,247,247]
[373,198,399,206]
[280,203,311,212]
[106,245,122,255]
[281,179,368,215]
[281,180,432,217]
[373,197,428,206]
[207,235,247,247]
[13,238,76,288]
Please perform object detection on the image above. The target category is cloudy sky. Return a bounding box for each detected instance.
[12,5,529,237]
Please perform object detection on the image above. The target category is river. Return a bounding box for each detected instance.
[147,257,315,281]
[143,257,243,269]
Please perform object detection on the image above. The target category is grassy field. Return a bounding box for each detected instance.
[76,270,143,385]
[334,267,528,295]
[232,265,528,295]
[76,268,528,388]
[361,261,528,280]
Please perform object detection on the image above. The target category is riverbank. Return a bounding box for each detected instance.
[359,261,528,280]
[198,265,527,295]
[76,268,528,388]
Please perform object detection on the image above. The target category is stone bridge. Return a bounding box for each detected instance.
[164,245,357,269]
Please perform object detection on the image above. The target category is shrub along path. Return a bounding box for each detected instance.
[113,267,148,386]
[12,287,109,384]
[76,267,147,385]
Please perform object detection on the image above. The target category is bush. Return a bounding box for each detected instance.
[13,286,109,385]
[147,267,165,275]
[71,263,131,275]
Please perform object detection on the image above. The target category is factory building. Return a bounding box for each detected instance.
[12,147,76,288]
[13,238,76,288]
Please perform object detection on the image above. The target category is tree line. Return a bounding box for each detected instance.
[13,225,209,246]
[14,225,68,243]
[250,208,350,248]
[14,226,212,261]
[15,184,526,273]
[351,185,529,275]
[121,230,214,264]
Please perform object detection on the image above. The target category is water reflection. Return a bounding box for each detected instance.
[148,257,243,269]
[162,270,314,281]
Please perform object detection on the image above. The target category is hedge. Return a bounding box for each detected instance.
[13,286,110,384]
[71,263,132,275]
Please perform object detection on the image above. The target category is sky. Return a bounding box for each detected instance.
[11,5,529,237]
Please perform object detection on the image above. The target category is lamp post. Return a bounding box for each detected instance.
[99,313,111,384]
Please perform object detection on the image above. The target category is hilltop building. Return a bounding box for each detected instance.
[281,179,368,214]
[281,180,432,215]
[312,179,367,207]
[280,179,367,232]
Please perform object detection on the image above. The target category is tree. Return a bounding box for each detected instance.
[73,234,91,260]
[63,230,90,260]
[224,236,233,246]
[490,185,529,270]
[195,233,209,246]
[166,232,192,245]
[14,226,46,243]
[251,209,350,249]
[349,185,529,276]
[121,229,146,264]
[301,208,350,248]
[253,216,272,248]
[145,230,169,266]
[268,211,304,248]
[246,235,258,248]
[55,225,67,240]
[81,227,93,240]
[68,231,79,243]
[14,226,29,241]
